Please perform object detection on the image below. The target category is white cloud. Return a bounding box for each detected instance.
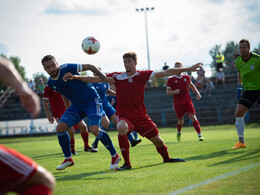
[0,0,259,79]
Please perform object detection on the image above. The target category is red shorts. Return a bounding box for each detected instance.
[174,102,195,119]
[116,114,159,139]
[0,144,37,194]
[53,112,79,130]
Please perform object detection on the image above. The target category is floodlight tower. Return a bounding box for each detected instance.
[135,7,154,70]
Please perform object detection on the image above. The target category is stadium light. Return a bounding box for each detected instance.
[136,7,155,70]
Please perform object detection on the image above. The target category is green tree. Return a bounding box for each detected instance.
[9,56,27,82]
[0,54,28,91]
[33,73,47,88]
[223,41,239,71]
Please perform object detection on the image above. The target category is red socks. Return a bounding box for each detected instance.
[177,123,183,133]
[70,137,75,152]
[81,132,89,148]
[118,135,131,166]
[156,145,171,162]
[21,184,52,195]
[193,120,201,135]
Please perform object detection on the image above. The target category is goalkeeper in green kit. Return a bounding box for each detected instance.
[232,39,260,149]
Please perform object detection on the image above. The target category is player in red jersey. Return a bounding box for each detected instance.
[0,57,55,194]
[63,52,203,170]
[43,85,97,154]
[167,62,204,142]
[0,144,55,195]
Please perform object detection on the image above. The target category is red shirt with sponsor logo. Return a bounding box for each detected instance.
[167,74,192,105]
[107,70,153,118]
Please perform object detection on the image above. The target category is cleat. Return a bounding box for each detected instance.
[110,153,121,170]
[199,136,204,141]
[164,158,186,163]
[131,139,142,147]
[84,147,98,153]
[232,142,246,149]
[116,163,132,171]
[56,158,74,170]
[92,142,98,149]
[177,133,181,142]
[71,151,78,155]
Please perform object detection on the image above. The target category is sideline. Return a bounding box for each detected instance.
[168,162,260,195]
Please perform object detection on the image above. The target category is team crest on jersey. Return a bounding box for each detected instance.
[250,65,254,70]
[175,80,178,83]
[128,78,133,83]
[184,78,187,82]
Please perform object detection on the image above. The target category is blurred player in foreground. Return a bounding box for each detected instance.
[63,52,203,170]
[41,55,120,170]
[0,57,55,194]
[233,39,260,149]
[166,62,204,142]
[43,85,97,154]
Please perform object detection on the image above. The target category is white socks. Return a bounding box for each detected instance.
[235,117,245,143]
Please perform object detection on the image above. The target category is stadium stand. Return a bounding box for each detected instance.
[0,72,258,127]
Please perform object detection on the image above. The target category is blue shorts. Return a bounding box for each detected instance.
[60,103,104,128]
[103,101,116,118]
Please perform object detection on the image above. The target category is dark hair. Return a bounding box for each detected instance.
[123,52,137,62]
[239,39,250,48]
[175,62,182,66]
[41,55,55,65]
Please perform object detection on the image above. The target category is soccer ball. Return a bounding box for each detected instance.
[81,36,100,55]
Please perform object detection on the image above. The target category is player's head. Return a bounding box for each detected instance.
[174,62,182,68]
[41,55,59,78]
[123,52,137,73]
[239,39,250,57]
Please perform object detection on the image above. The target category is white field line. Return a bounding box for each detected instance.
[167,162,260,195]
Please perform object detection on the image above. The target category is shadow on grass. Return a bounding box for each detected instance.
[53,162,163,181]
[31,153,63,160]
[184,149,260,166]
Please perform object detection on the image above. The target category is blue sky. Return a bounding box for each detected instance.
[0,0,259,79]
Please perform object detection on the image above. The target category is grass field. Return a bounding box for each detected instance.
[2,123,260,195]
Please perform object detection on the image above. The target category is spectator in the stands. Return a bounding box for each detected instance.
[205,79,215,96]
[28,79,35,91]
[215,68,225,85]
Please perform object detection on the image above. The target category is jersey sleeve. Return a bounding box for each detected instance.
[43,86,51,100]
[60,63,81,74]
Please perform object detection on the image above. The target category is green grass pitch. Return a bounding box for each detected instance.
[2,123,260,195]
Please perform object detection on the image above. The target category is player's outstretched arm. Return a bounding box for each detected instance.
[0,57,40,118]
[81,64,106,80]
[63,72,116,84]
[154,63,203,78]
[188,82,201,100]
